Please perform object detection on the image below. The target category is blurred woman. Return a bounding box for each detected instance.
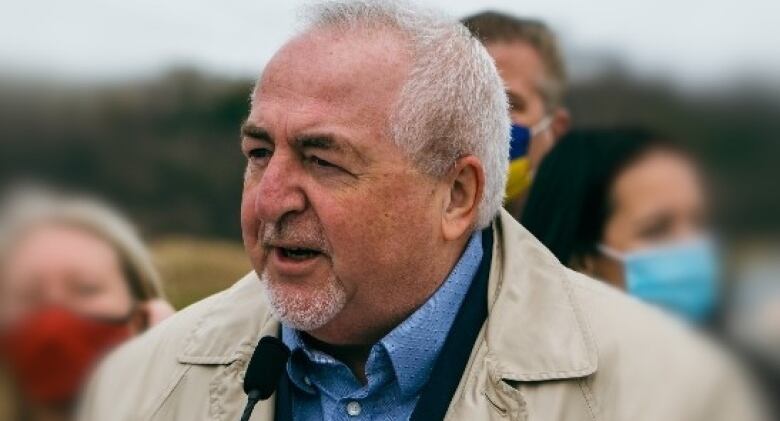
[521,128,719,324]
[0,190,175,421]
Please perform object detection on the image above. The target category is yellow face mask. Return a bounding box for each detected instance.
[505,156,532,202]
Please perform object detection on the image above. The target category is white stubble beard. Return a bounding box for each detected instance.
[259,269,348,331]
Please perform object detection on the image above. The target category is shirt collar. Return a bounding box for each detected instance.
[282,231,483,398]
[380,231,483,397]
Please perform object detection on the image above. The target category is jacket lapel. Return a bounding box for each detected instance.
[484,210,597,381]
[177,273,281,420]
[177,273,280,365]
[445,210,598,421]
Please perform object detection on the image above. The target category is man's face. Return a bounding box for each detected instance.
[485,41,556,171]
[240,29,448,343]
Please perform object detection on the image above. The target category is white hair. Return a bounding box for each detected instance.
[298,0,510,228]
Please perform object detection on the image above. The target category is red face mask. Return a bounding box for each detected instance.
[0,307,133,405]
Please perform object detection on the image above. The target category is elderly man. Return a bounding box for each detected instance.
[78,2,763,420]
[462,12,571,217]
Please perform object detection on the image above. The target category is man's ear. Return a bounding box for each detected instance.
[441,155,484,241]
[551,107,571,140]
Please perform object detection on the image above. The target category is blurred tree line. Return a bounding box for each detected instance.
[1,66,778,240]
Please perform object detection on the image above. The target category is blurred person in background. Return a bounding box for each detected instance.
[462,11,571,217]
[521,128,720,325]
[0,189,175,421]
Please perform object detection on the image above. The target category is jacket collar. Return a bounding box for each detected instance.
[483,209,597,381]
[177,272,280,365]
[178,209,597,381]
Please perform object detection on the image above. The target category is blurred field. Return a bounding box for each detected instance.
[0,371,12,421]
[150,236,251,309]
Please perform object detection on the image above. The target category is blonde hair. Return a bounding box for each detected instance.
[462,11,568,111]
[0,187,165,302]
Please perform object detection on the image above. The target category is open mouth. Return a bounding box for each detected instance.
[277,247,322,261]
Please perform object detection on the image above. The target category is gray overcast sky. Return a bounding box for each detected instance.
[2,0,779,87]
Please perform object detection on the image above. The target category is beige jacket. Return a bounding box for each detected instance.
[78,210,764,420]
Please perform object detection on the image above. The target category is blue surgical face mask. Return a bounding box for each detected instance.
[599,237,721,324]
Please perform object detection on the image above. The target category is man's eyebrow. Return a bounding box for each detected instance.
[240,123,272,141]
[297,135,341,150]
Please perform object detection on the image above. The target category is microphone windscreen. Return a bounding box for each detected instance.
[242,336,291,399]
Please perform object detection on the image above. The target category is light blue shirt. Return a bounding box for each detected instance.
[282,231,483,421]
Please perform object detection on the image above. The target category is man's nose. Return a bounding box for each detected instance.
[251,156,307,224]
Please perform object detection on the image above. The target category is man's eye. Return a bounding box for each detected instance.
[308,156,338,169]
[248,148,272,160]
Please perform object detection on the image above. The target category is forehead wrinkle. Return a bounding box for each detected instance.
[248,25,416,177]
[257,26,410,111]
[252,33,409,160]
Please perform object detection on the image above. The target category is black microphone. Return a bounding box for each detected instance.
[240,336,291,421]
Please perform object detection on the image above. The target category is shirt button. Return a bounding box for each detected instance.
[346,401,362,417]
[303,376,311,386]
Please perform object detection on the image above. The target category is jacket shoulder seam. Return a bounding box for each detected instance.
[148,363,193,419]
